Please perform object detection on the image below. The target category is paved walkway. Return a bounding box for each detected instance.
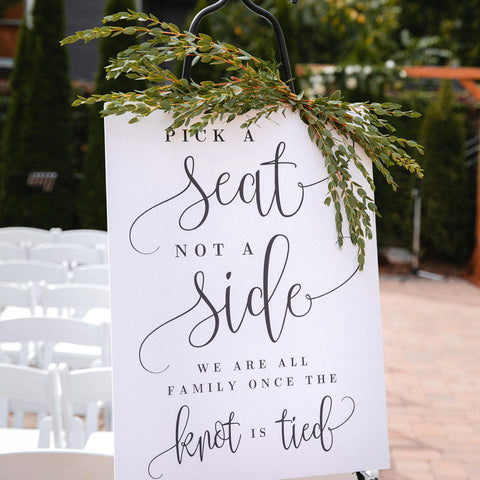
[378,274,480,480]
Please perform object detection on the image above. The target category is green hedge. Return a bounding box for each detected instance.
[76,0,147,230]
[1,0,75,229]
[419,81,471,263]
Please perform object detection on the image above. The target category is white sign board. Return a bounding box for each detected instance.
[105,109,389,480]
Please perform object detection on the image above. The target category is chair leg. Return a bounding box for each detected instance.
[38,416,52,448]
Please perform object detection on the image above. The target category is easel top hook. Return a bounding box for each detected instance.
[181,0,297,93]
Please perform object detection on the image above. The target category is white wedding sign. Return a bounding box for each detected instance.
[105,109,389,480]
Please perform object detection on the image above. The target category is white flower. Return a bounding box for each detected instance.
[346,77,358,89]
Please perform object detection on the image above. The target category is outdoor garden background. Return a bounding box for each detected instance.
[0,0,479,275]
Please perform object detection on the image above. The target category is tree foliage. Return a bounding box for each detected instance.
[187,0,399,68]
[393,0,480,66]
[454,0,480,66]
[16,0,74,228]
[78,0,147,230]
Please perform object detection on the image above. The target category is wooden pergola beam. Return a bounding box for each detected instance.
[402,65,480,81]
[403,66,480,103]
[458,80,480,103]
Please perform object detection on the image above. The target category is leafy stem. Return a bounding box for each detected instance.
[62,9,423,270]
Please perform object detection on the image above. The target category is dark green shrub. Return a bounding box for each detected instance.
[2,0,75,229]
[374,91,427,250]
[419,80,470,262]
[0,20,34,226]
[77,0,147,230]
[23,0,74,228]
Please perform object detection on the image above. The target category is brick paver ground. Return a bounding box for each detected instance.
[378,274,480,480]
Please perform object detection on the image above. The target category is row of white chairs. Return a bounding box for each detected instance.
[0,241,108,264]
[0,227,108,248]
[0,260,109,287]
[0,278,111,370]
[2,230,113,479]
[0,281,110,320]
[0,234,114,474]
[0,363,112,451]
[0,316,111,370]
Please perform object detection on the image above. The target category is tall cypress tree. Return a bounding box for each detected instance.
[420,80,469,262]
[77,0,146,230]
[15,0,74,229]
[0,19,34,226]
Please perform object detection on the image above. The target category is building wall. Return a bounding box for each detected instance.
[64,0,108,84]
[0,2,23,73]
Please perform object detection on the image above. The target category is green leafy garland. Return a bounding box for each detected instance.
[62,10,423,270]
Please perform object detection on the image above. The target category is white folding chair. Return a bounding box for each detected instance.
[0,227,52,245]
[0,317,111,370]
[0,363,63,450]
[58,365,113,449]
[69,264,109,286]
[40,283,110,319]
[0,241,27,260]
[0,450,113,480]
[30,243,105,266]
[57,229,108,248]
[0,260,68,323]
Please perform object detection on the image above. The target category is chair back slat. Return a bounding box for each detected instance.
[41,283,110,318]
[0,227,52,245]
[0,242,27,260]
[69,264,109,286]
[58,229,108,248]
[30,243,104,266]
[0,317,111,369]
[0,260,68,284]
[0,281,36,319]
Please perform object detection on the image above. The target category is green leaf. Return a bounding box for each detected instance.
[199,33,212,43]
[330,90,342,101]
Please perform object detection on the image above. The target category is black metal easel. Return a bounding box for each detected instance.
[181,0,297,93]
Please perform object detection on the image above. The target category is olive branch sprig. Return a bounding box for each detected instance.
[62,10,423,270]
